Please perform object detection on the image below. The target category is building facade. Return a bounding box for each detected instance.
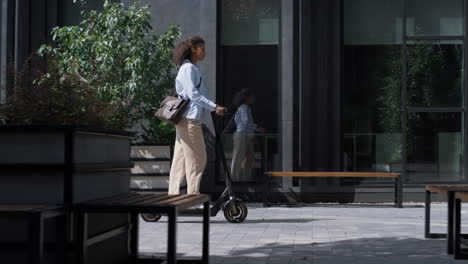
[2,0,467,202]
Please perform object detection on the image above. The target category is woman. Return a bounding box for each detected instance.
[230,89,264,182]
[169,36,227,195]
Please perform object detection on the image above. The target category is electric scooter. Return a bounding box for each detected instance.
[141,113,248,223]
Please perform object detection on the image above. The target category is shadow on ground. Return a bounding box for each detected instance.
[213,237,458,264]
[141,237,461,264]
[162,218,329,224]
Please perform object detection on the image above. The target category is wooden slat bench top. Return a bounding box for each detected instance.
[0,204,48,212]
[0,204,62,213]
[266,172,400,178]
[76,192,210,212]
[455,192,468,201]
[425,185,468,194]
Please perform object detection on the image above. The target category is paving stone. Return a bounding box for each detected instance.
[138,203,468,264]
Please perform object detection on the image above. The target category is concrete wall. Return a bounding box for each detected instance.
[123,0,218,111]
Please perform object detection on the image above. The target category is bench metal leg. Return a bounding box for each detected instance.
[394,177,403,208]
[77,212,88,264]
[448,191,455,254]
[56,214,67,263]
[425,191,446,239]
[167,208,177,264]
[263,173,271,207]
[130,213,139,261]
[203,201,210,264]
[397,176,403,208]
[29,212,44,264]
[454,198,468,259]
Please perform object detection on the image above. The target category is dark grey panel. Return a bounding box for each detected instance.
[0,132,65,163]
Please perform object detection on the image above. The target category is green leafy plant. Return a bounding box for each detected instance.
[38,0,180,143]
[0,56,127,129]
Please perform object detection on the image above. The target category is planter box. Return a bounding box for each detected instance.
[0,125,133,264]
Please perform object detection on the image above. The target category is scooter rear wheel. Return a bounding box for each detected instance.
[141,213,161,222]
[223,200,248,223]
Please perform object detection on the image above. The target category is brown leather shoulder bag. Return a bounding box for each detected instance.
[154,78,201,124]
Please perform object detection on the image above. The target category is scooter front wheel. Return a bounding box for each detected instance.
[223,200,248,223]
[141,213,161,222]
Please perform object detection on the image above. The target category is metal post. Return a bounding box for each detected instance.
[77,212,88,264]
[203,201,210,264]
[401,0,408,189]
[56,214,67,263]
[448,191,455,254]
[397,176,403,208]
[454,198,462,258]
[263,173,271,207]
[167,208,177,264]
[29,213,44,264]
[130,213,139,260]
[425,190,431,238]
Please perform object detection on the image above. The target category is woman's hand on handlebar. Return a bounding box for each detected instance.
[215,105,227,116]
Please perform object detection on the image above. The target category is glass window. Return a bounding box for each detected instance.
[407,0,463,36]
[407,112,464,183]
[221,0,280,45]
[220,0,280,184]
[0,2,2,60]
[407,40,463,107]
[343,0,403,183]
[344,0,403,45]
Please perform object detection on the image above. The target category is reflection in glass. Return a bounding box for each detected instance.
[219,44,279,183]
[344,0,402,45]
[343,45,403,183]
[407,41,463,107]
[222,133,279,183]
[407,0,463,36]
[344,0,403,185]
[407,112,464,183]
[0,3,2,85]
[221,0,280,45]
[230,89,258,182]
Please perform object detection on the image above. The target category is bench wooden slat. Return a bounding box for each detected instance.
[111,193,158,205]
[266,172,400,178]
[77,193,210,214]
[151,194,195,206]
[166,195,210,211]
[139,194,177,205]
[132,194,187,206]
[425,185,468,194]
[456,192,468,201]
[87,192,142,205]
[0,204,50,212]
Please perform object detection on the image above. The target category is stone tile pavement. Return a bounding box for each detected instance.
[138,203,468,264]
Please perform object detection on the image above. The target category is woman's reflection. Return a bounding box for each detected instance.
[231,89,265,181]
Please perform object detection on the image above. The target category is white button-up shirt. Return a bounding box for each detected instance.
[234,104,257,135]
[175,60,217,124]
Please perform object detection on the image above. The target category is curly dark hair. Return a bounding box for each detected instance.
[172,36,205,66]
[233,88,253,107]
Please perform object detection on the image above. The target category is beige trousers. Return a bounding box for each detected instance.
[230,134,255,182]
[168,118,207,195]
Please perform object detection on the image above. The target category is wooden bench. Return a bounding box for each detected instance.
[264,172,402,208]
[453,192,468,259]
[424,185,468,255]
[74,192,210,264]
[0,204,66,264]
